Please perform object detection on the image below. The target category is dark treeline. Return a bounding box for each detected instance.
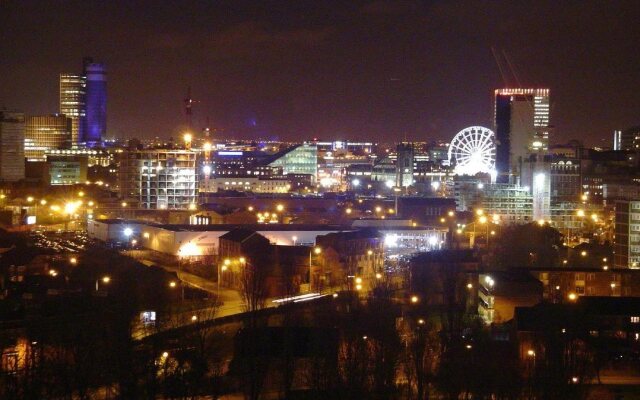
[0,230,600,399]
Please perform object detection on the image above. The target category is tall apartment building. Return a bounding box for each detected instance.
[0,111,26,182]
[59,74,86,144]
[494,88,550,183]
[118,149,198,209]
[24,114,72,161]
[614,200,640,269]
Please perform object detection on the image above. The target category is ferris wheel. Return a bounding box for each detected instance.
[448,126,496,176]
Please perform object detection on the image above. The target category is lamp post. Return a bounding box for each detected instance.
[310,247,321,293]
[96,275,111,292]
[218,258,231,301]
[393,186,402,215]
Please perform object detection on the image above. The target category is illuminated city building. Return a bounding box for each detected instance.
[48,155,87,185]
[45,148,114,167]
[118,149,197,209]
[24,114,72,161]
[267,143,317,181]
[83,59,106,146]
[454,180,533,224]
[59,73,86,144]
[614,200,640,269]
[200,176,291,193]
[395,143,414,187]
[314,140,374,154]
[617,126,640,151]
[494,88,550,183]
[0,111,25,182]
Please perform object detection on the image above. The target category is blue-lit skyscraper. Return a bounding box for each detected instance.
[83,59,106,146]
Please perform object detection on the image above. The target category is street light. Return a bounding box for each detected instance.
[96,275,111,291]
[410,295,419,304]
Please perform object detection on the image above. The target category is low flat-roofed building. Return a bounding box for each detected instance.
[87,219,445,258]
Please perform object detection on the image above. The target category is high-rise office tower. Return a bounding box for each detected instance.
[83,59,106,146]
[59,74,86,145]
[24,114,72,161]
[0,111,26,181]
[494,88,550,183]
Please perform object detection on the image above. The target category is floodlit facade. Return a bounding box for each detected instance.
[24,115,72,161]
[118,149,198,209]
[494,88,550,183]
[59,74,86,144]
[0,111,25,182]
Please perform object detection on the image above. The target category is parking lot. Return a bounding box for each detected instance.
[29,230,97,253]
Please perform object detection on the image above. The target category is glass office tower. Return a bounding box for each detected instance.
[59,74,86,145]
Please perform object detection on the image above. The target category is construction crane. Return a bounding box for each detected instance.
[183,86,199,129]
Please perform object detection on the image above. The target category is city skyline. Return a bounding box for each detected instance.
[1,1,639,144]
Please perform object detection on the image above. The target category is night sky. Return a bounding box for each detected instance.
[1,0,639,145]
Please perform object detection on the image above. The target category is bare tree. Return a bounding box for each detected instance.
[239,260,268,325]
